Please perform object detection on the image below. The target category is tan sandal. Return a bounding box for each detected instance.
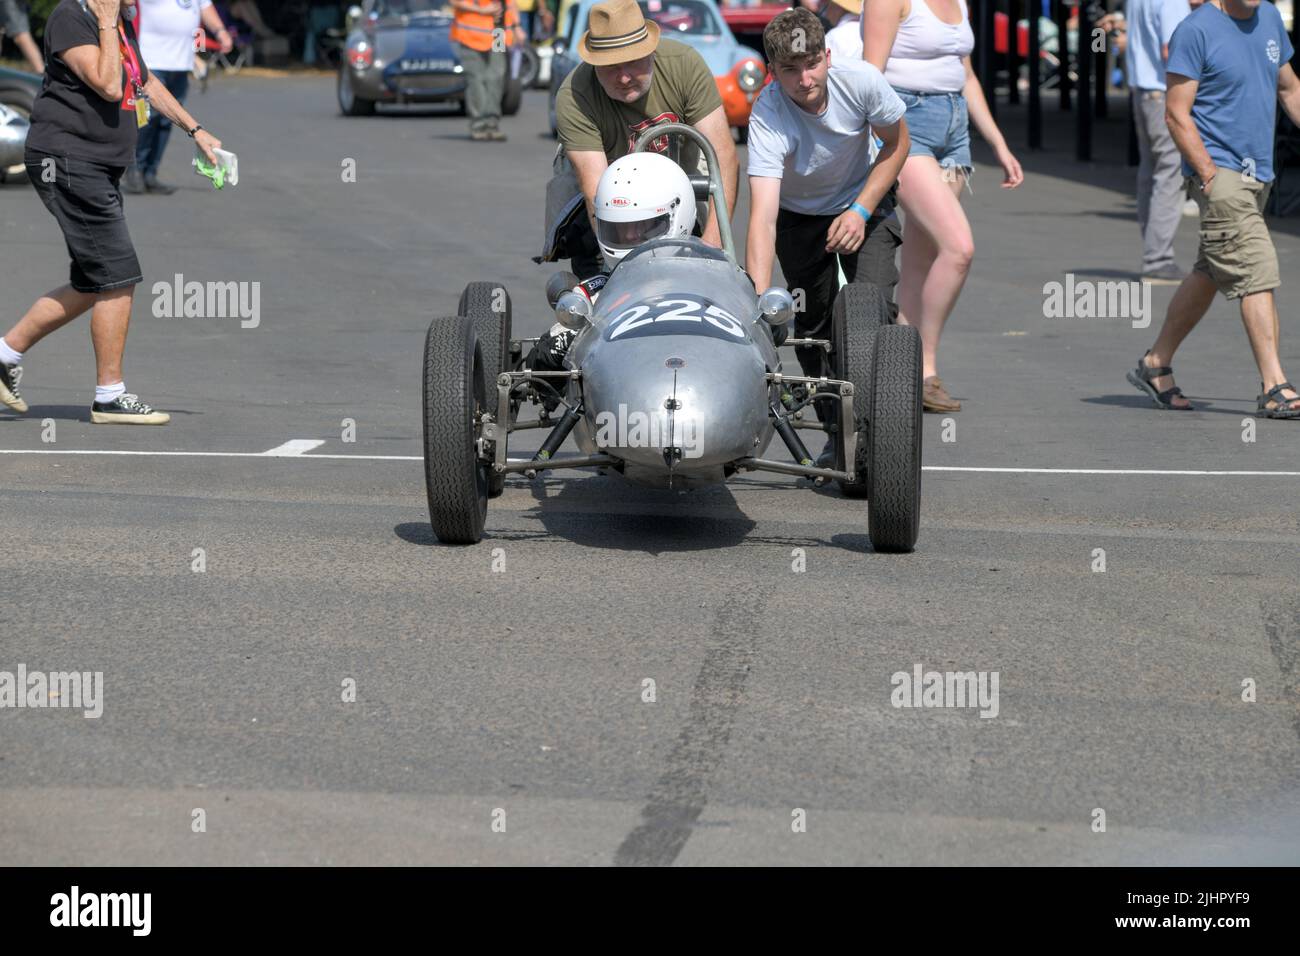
[923,375,961,413]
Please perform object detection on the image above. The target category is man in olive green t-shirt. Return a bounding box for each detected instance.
[552,0,738,275]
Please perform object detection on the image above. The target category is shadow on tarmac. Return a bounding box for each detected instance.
[1082,394,1256,416]
[0,404,198,423]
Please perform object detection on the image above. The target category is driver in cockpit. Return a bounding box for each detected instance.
[529,152,698,378]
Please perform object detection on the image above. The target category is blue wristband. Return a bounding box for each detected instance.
[848,202,872,221]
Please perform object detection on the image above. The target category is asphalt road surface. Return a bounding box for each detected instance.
[1,76,1297,866]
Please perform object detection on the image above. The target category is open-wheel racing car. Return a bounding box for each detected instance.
[421,124,923,552]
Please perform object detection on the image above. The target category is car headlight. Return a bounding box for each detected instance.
[348,42,374,70]
[735,59,764,92]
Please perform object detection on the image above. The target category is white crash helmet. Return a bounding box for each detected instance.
[593,152,697,265]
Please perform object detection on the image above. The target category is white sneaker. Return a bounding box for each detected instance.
[90,393,170,425]
[0,362,27,414]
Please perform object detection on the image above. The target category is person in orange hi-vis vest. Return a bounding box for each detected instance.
[450,0,524,141]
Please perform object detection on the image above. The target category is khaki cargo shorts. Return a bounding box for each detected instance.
[1189,169,1279,300]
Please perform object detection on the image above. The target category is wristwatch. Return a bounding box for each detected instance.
[186,124,204,138]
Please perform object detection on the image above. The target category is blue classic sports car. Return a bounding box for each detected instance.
[338,0,524,116]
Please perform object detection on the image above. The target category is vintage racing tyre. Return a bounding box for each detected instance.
[337,68,376,116]
[830,282,891,498]
[423,315,490,544]
[501,74,523,116]
[866,324,923,553]
[518,45,541,88]
[457,282,512,387]
[457,282,512,497]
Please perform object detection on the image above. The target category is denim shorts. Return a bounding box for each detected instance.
[893,88,972,174]
[25,151,143,294]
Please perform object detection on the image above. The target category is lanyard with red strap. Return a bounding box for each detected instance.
[118,23,150,124]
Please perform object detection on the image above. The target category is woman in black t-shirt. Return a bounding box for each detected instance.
[0,0,224,425]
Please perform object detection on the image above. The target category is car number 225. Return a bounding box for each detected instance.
[606,297,747,343]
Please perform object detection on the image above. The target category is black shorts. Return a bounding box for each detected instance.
[25,151,143,294]
[775,199,902,380]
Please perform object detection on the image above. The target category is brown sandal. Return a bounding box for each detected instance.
[923,376,961,413]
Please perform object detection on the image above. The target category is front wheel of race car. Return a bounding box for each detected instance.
[457,281,512,497]
[422,315,490,544]
[867,324,923,553]
[831,281,891,498]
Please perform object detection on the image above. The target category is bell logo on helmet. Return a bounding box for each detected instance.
[611,197,632,207]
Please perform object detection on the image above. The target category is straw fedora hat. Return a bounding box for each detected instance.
[579,0,661,67]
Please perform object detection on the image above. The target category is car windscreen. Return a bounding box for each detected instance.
[637,0,721,36]
[377,0,453,16]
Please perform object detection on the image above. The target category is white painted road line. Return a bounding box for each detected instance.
[0,448,1298,476]
[261,439,326,456]
[924,467,1300,476]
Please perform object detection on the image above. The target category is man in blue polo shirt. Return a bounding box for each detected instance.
[1127,0,1300,419]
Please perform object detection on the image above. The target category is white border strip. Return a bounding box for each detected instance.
[924,466,1300,477]
[0,448,1297,476]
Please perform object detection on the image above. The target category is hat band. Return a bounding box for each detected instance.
[587,25,650,50]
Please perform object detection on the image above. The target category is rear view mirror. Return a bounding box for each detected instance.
[757,287,794,326]
[554,290,592,331]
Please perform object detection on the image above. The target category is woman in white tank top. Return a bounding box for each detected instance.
[862,0,1023,412]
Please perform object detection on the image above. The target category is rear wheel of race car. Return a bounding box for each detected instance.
[457,282,512,498]
[830,282,891,498]
[501,74,523,116]
[337,69,376,116]
[422,315,489,544]
[867,325,923,553]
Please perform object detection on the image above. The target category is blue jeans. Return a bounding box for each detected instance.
[135,69,190,177]
[892,88,972,174]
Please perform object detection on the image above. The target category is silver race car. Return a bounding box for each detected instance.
[421,125,923,552]
[338,0,523,116]
[0,65,39,184]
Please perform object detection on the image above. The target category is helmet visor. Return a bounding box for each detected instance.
[596,212,672,251]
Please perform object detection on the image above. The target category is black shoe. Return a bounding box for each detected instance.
[143,175,176,195]
[123,168,145,194]
[0,362,27,413]
[90,393,170,425]
[525,326,576,413]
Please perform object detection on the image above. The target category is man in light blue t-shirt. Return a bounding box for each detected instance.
[1124,0,1198,282]
[745,9,905,373]
[745,8,907,465]
[1127,0,1300,419]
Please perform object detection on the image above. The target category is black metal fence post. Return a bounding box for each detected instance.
[1008,0,1021,105]
[1028,0,1042,149]
[1076,4,1093,160]
[1056,0,1071,111]
[1094,1,1109,119]
[978,0,997,120]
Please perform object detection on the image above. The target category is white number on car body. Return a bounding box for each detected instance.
[607,297,746,342]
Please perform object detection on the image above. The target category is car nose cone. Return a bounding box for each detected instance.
[580,335,771,475]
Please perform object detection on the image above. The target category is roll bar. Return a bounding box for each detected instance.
[631,122,736,262]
